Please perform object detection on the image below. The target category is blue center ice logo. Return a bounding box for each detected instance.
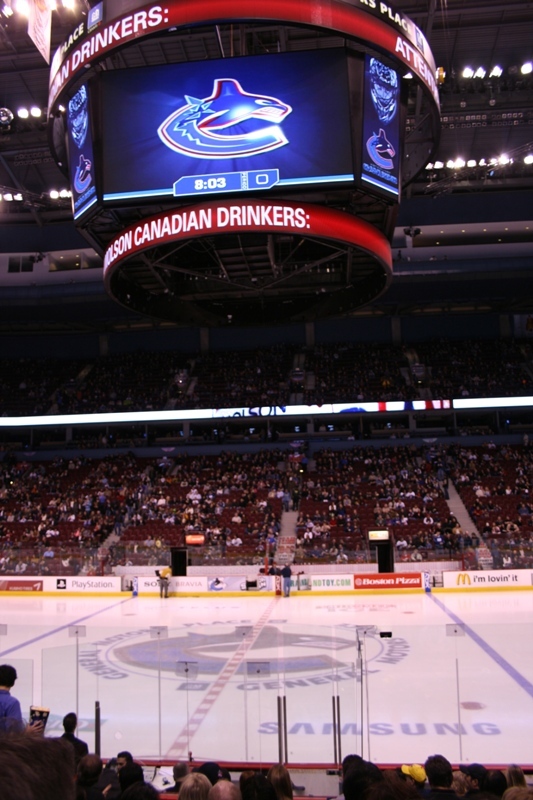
[158,78,292,159]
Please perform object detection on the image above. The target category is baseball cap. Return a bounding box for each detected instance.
[401,764,427,784]
[459,764,488,785]
[193,762,224,786]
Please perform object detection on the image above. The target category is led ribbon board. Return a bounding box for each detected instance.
[48,0,439,114]
[103,199,392,275]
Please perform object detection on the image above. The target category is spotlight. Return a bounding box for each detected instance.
[14,0,29,14]
[489,66,503,78]
[17,107,29,119]
[462,67,474,79]
[524,155,533,165]
[474,67,486,79]
[521,62,532,75]
[0,107,14,127]
[30,106,41,118]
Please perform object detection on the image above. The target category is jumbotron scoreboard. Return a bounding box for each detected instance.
[48,0,440,325]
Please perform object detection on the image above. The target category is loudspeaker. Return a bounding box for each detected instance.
[171,548,187,576]
[376,540,394,573]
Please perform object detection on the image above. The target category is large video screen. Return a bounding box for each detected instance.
[100,50,356,202]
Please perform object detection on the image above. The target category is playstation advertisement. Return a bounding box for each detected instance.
[361,55,401,198]
[66,84,98,219]
[99,49,356,202]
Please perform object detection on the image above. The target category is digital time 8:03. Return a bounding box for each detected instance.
[195,177,227,190]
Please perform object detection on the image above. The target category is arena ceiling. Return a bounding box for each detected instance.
[0,0,533,332]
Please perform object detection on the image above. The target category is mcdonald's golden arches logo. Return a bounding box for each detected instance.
[456,573,471,586]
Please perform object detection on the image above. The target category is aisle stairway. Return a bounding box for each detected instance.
[446,481,481,538]
[274,510,298,565]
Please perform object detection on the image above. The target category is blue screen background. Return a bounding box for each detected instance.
[100,49,354,200]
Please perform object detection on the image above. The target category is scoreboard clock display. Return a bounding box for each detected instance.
[173,170,279,197]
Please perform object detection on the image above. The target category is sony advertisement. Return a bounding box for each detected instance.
[99,49,356,202]
[361,54,401,197]
[66,83,98,219]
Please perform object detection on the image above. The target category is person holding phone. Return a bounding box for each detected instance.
[0,664,44,734]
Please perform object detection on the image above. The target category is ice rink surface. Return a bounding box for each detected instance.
[1,589,532,767]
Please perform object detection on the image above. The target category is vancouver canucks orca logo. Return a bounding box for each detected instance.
[84,624,409,683]
[366,128,396,170]
[114,625,355,676]
[74,154,92,193]
[158,78,292,159]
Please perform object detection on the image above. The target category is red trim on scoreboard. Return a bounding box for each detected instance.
[49,0,438,109]
[103,199,392,278]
